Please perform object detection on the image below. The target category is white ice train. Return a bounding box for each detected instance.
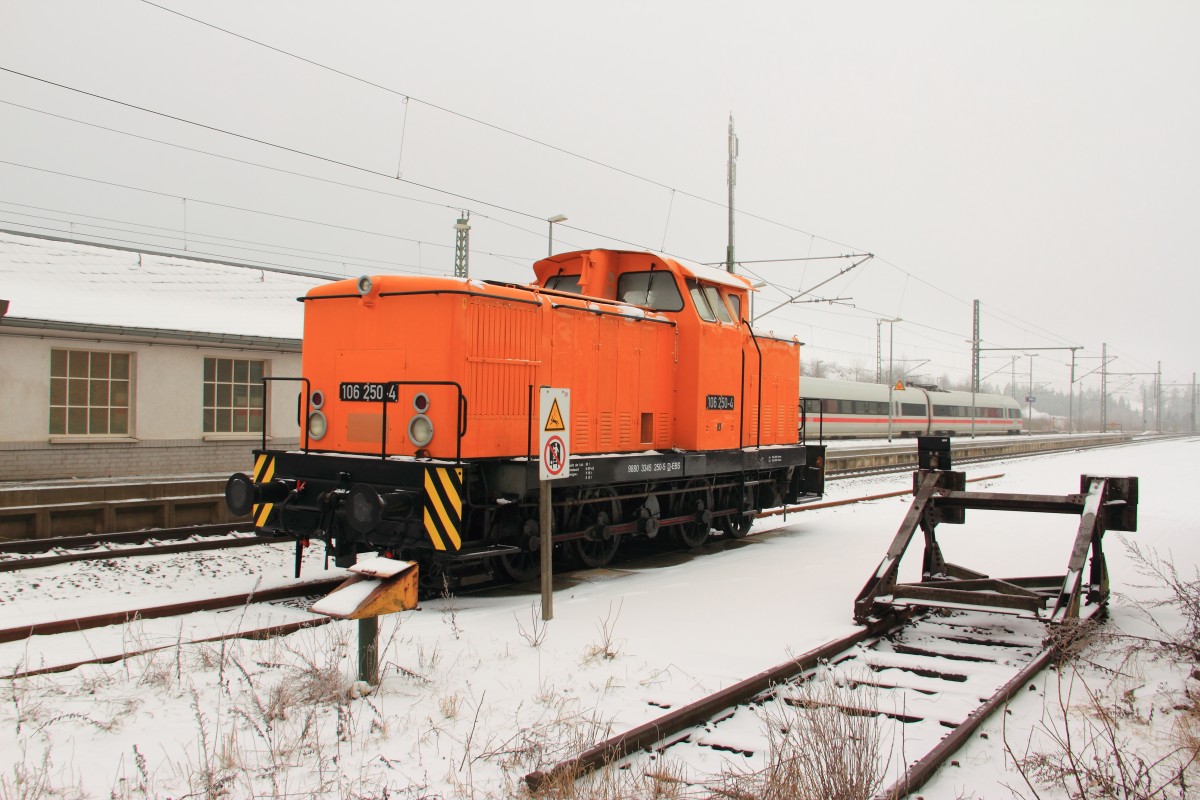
[799,376,1024,438]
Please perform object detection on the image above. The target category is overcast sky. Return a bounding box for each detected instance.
[2,1,1196,402]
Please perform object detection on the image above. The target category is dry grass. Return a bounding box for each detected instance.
[1005,540,1200,799]
[714,668,889,800]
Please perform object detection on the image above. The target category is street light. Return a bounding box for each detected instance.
[882,317,901,442]
[547,214,567,257]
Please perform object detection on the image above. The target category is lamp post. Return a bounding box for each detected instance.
[883,317,901,442]
[547,214,567,257]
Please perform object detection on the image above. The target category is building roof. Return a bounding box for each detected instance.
[0,230,329,339]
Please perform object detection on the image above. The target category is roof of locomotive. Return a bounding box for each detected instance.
[533,249,754,293]
[302,271,676,323]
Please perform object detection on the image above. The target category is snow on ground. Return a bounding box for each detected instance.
[0,436,1197,798]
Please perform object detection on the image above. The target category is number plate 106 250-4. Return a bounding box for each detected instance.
[339,382,399,402]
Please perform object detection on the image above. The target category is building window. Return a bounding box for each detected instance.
[49,349,132,435]
[204,358,265,433]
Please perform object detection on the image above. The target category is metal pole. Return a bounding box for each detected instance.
[1101,343,1108,432]
[887,320,895,442]
[1027,355,1034,430]
[1069,348,1077,434]
[358,617,379,685]
[539,480,553,621]
[548,214,567,258]
[876,319,882,383]
[1156,361,1162,433]
[726,115,737,273]
[970,299,979,439]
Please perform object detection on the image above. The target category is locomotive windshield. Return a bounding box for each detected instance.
[543,274,583,294]
[617,270,684,311]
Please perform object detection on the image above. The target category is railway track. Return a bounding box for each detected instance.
[1,577,345,680]
[0,429,1154,571]
[525,450,1138,797]
[0,432,1142,544]
[0,472,1006,574]
[0,526,287,573]
[525,605,1098,798]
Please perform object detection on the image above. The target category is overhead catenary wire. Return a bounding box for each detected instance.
[0,74,707,262]
[2,16,1163,378]
[0,65,557,226]
[0,98,549,243]
[0,210,435,276]
[0,198,534,267]
[0,160,549,264]
[0,68,1090,358]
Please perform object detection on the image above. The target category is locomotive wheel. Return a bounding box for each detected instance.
[716,509,754,539]
[568,535,620,568]
[567,488,621,568]
[499,550,541,582]
[672,480,711,549]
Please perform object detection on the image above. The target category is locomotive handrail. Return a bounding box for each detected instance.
[261,376,311,453]
[742,321,764,449]
[547,301,677,326]
[373,380,467,463]
[379,288,543,308]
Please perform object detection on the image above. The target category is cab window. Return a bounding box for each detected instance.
[686,278,718,322]
[725,292,742,321]
[617,271,684,311]
[703,285,733,323]
[544,274,582,293]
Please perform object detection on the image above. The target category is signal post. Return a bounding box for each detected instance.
[538,388,570,621]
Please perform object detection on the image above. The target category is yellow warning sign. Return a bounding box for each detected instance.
[544,398,566,431]
[894,380,905,391]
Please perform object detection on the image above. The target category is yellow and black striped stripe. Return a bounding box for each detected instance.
[423,466,463,551]
[251,453,276,528]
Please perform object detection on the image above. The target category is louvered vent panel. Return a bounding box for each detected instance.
[466,301,538,417]
[574,412,591,450]
[599,412,614,449]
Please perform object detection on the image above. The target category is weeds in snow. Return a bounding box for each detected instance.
[716,667,889,800]
[1005,540,1200,799]
[517,600,551,648]
[582,600,624,663]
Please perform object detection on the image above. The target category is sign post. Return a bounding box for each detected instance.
[538,388,570,621]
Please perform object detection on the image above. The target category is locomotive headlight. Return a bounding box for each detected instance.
[310,389,325,409]
[308,410,328,440]
[408,414,434,447]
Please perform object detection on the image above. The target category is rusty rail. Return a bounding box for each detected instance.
[0,531,288,573]
[877,604,1105,799]
[524,613,906,791]
[0,578,343,645]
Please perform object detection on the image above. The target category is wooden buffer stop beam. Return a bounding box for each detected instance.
[854,437,1138,625]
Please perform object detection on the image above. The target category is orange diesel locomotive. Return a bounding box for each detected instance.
[225,249,826,584]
